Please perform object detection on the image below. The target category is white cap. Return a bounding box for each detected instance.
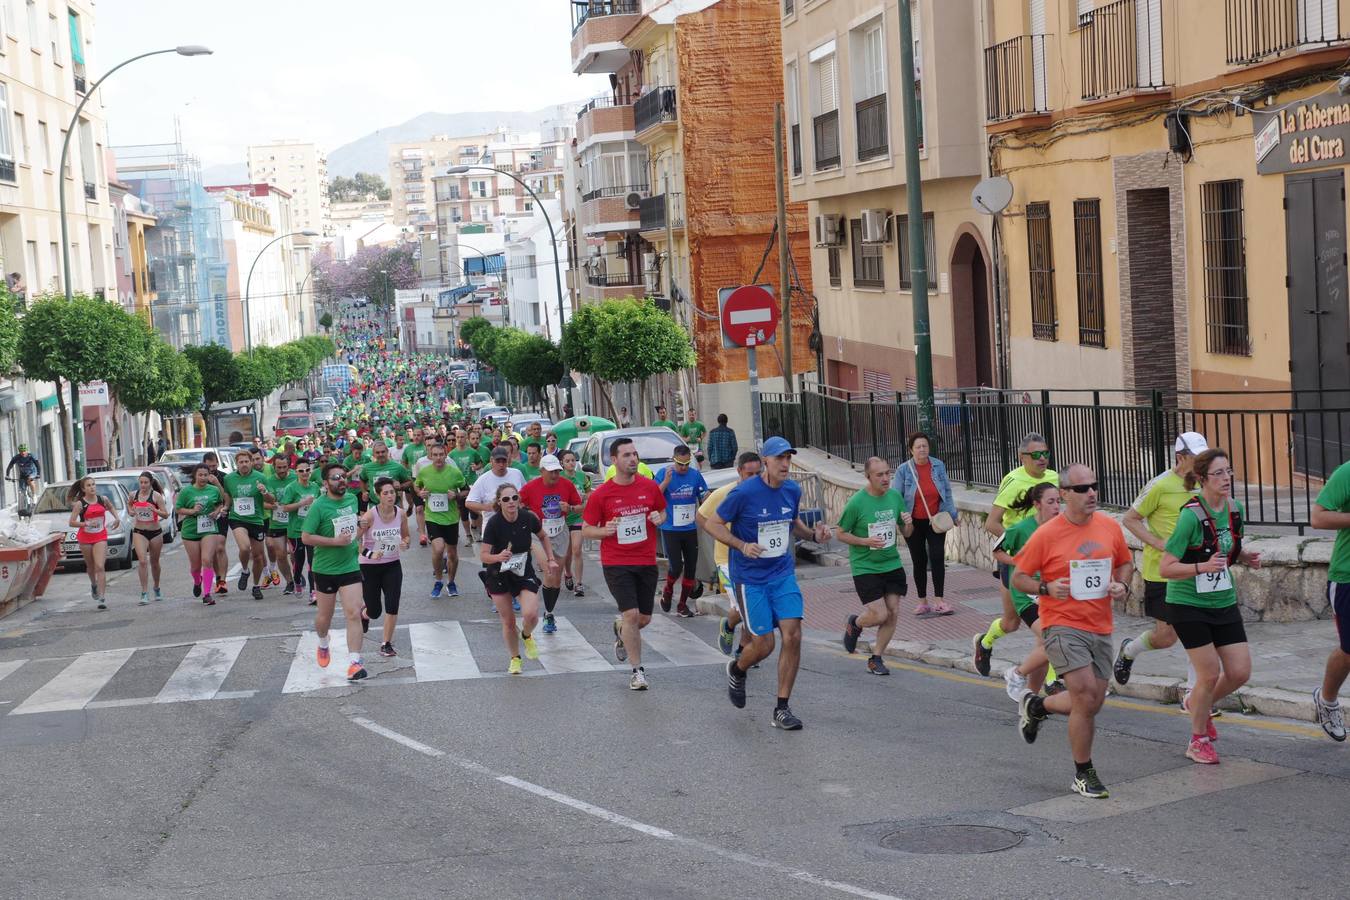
[540,453,563,471]
[1174,432,1209,455]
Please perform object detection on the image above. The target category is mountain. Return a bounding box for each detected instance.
[201,161,249,186]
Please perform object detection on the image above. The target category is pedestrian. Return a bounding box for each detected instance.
[706,413,738,470]
[1311,457,1350,742]
[560,448,590,597]
[223,450,273,601]
[519,454,582,635]
[449,430,482,546]
[302,461,367,682]
[280,460,321,605]
[465,445,525,531]
[1159,449,1261,764]
[1011,464,1132,799]
[129,472,169,605]
[837,457,912,676]
[69,477,118,610]
[175,464,226,605]
[145,436,157,465]
[655,444,709,617]
[703,437,833,729]
[698,451,762,659]
[895,431,958,616]
[358,477,411,658]
[996,483,1062,699]
[480,482,557,675]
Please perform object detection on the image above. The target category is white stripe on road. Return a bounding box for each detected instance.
[11,648,135,714]
[535,616,614,674]
[281,631,360,694]
[641,615,727,666]
[409,621,480,682]
[155,638,247,704]
[0,659,26,686]
[349,715,904,900]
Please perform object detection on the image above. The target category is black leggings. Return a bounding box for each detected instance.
[362,561,403,618]
[662,530,700,580]
[904,518,947,598]
[289,537,310,584]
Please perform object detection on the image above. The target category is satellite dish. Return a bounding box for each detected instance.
[972,176,1014,215]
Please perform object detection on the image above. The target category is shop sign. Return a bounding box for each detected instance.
[1254,98,1350,175]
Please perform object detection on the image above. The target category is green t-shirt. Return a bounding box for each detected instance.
[679,421,707,445]
[223,470,269,525]
[175,484,222,540]
[564,469,590,525]
[1316,460,1350,583]
[994,467,1059,529]
[341,451,373,470]
[652,418,678,431]
[262,471,296,528]
[301,491,361,576]
[1131,470,1197,583]
[449,448,480,485]
[281,479,322,539]
[474,444,493,466]
[1164,498,1245,610]
[515,462,542,481]
[400,443,426,470]
[359,459,412,494]
[837,488,907,576]
[996,515,1042,613]
[522,437,544,451]
[415,462,467,525]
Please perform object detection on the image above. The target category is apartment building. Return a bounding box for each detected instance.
[504,198,571,340]
[388,133,498,234]
[206,184,302,351]
[246,140,331,238]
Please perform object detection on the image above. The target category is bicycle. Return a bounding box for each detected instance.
[7,474,40,520]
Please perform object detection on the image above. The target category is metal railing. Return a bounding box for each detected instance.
[1080,0,1167,101]
[639,192,684,232]
[0,158,14,183]
[74,74,86,94]
[580,183,648,203]
[759,384,1350,528]
[635,86,677,134]
[1226,0,1344,65]
[586,271,641,287]
[84,181,96,200]
[813,109,840,170]
[576,93,632,119]
[855,94,888,161]
[985,34,1050,120]
[572,0,639,33]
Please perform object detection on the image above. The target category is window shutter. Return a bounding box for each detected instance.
[1135,0,1162,87]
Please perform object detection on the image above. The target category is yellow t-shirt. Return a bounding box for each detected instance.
[1131,469,1196,583]
[993,466,1059,529]
[604,461,655,481]
[699,481,740,569]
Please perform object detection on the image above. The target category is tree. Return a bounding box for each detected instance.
[183,343,240,444]
[328,172,391,203]
[318,311,333,330]
[0,285,20,375]
[563,298,695,417]
[113,333,197,455]
[458,315,492,351]
[497,331,563,404]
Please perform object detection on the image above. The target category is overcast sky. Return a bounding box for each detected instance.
[98,0,609,166]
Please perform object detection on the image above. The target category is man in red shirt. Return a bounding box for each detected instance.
[1012,464,1132,800]
[519,454,583,636]
[582,437,666,691]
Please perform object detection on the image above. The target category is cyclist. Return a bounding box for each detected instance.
[5,443,40,505]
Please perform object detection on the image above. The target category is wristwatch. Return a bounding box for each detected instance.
[1037,580,1049,596]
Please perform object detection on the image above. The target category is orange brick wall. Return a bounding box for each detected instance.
[676,0,814,386]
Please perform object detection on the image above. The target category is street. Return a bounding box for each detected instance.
[0,541,1344,899]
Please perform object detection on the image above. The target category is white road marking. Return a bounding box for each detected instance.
[641,614,727,666]
[155,638,247,704]
[349,715,905,900]
[281,631,359,694]
[11,648,135,714]
[408,621,480,682]
[533,616,613,674]
[0,658,26,685]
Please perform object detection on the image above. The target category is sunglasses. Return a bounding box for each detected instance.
[1064,482,1099,493]
[500,495,520,503]
[1023,450,1050,460]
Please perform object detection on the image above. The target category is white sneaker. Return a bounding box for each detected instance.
[629,669,648,691]
[1004,665,1029,701]
[1314,688,1346,742]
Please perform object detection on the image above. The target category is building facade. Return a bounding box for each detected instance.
[389,133,498,234]
[207,184,302,351]
[246,140,332,238]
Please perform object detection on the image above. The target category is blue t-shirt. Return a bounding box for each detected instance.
[656,465,709,532]
[717,476,802,585]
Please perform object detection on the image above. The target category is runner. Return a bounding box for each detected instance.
[655,444,709,617]
[514,441,543,482]
[175,464,227,605]
[68,477,118,610]
[414,442,468,599]
[280,459,322,605]
[262,452,298,595]
[480,482,558,674]
[560,449,590,597]
[1311,457,1350,742]
[697,451,762,659]
[582,437,667,690]
[128,471,169,605]
[836,457,912,676]
[679,409,707,468]
[976,432,1059,675]
[1159,449,1261,764]
[449,430,482,546]
[222,449,274,601]
[466,446,526,531]
[203,451,230,596]
[1114,432,1207,685]
[301,461,367,682]
[703,437,832,729]
[252,448,281,589]
[995,483,1062,698]
[519,454,582,635]
[652,405,677,431]
[357,477,411,658]
[1011,464,1131,799]
[355,440,412,520]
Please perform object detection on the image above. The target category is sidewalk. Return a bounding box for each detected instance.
[696,560,1338,724]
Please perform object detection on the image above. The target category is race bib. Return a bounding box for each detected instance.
[372,526,400,556]
[272,507,290,524]
[195,515,215,534]
[868,520,896,549]
[1069,558,1111,601]
[671,504,695,527]
[504,551,529,575]
[83,516,104,534]
[233,496,256,517]
[1196,565,1233,594]
[758,520,790,558]
[333,514,358,541]
[134,506,156,524]
[544,517,565,537]
[616,514,647,545]
[428,494,450,512]
[298,503,312,519]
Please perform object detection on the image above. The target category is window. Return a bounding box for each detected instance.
[827,246,841,287]
[896,212,935,290]
[1073,199,1105,347]
[12,111,25,163]
[809,41,840,169]
[0,82,13,176]
[25,1,36,51]
[851,19,888,161]
[910,1,924,150]
[785,61,801,176]
[1201,180,1250,356]
[25,239,37,289]
[48,13,57,63]
[77,117,93,187]
[849,219,884,288]
[37,118,49,168]
[1026,201,1057,341]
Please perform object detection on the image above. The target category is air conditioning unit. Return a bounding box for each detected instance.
[814,213,845,247]
[624,191,645,210]
[643,270,661,295]
[861,208,892,244]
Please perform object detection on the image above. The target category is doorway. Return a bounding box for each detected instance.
[1125,188,1177,400]
[950,231,993,387]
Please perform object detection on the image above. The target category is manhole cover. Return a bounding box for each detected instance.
[879,825,1023,855]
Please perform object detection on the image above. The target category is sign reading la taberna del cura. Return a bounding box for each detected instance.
[1253,97,1350,175]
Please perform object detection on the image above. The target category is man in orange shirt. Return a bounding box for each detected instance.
[1011,464,1132,800]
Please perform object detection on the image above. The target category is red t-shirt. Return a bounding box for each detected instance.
[911,461,942,520]
[582,475,666,566]
[1014,512,1132,634]
[519,475,582,525]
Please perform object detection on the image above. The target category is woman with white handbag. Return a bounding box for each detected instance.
[896,432,959,616]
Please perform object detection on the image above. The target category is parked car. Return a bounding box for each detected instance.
[31,480,136,570]
[566,436,589,459]
[579,426,737,490]
[275,411,317,438]
[477,406,511,424]
[92,469,178,543]
[509,414,553,434]
[158,447,239,478]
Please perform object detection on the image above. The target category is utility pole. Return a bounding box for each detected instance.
[898,2,934,435]
[774,103,793,394]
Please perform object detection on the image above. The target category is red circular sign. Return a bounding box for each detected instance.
[721,285,780,348]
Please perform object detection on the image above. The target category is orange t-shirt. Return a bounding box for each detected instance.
[1013,512,1131,634]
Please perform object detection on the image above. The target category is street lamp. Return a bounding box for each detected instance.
[445,164,573,412]
[243,229,320,352]
[58,44,212,477]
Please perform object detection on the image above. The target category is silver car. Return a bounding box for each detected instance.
[30,481,137,570]
[158,447,239,478]
[93,469,177,543]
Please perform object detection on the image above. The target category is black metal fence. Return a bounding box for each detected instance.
[1080,0,1167,101]
[1225,0,1343,66]
[760,385,1350,529]
[984,34,1049,121]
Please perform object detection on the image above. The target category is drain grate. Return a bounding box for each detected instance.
[878,825,1023,855]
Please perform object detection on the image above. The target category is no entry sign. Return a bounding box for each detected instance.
[718,284,780,349]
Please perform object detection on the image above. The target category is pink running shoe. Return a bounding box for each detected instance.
[1185,737,1219,765]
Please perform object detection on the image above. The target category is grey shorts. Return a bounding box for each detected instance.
[543,524,569,559]
[1043,625,1113,681]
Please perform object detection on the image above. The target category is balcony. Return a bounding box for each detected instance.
[84,181,96,200]
[1226,0,1346,66]
[74,73,86,94]
[587,271,640,287]
[575,94,635,147]
[634,86,677,138]
[581,183,648,203]
[638,193,684,233]
[578,186,643,237]
[985,35,1050,123]
[812,110,840,170]
[0,158,14,183]
[1080,0,1168,102]
[854,94,888,161]
[571,0,642,75]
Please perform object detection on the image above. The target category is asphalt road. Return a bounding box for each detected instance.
[0,535,1346,899]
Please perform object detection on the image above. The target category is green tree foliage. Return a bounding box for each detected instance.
[458,315,492,350]
[560,303,601,377]
[328,172,392,203]
[318,311,333,330]
[183,343,240,412]
[0,286,20,375]
[574,298,695,384]
[495,330,563,396]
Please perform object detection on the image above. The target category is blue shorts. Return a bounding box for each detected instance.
[732,573,804,637]
[1330,582,1350,653]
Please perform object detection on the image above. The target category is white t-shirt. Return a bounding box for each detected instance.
[412,455,433,478]
[466,468,526,527]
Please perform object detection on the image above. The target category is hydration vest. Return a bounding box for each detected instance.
[1178,496,1243,566]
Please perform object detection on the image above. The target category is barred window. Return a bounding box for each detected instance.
[1073,198,1105,348]
[827,246,841,287]
[1201,180,1250,356]
[850,219,885,288]
[896,212,934,290]
[1026,201,1057,341]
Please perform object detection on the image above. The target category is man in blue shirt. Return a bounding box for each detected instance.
[703,436,832,730]
[656,445,709,617]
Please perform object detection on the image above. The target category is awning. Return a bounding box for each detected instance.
[464,254,504,276]
[438,284,474,304]
[37,395,58,411]
[69,13,84,65]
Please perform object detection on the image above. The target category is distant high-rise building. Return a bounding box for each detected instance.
[246,140,331,238]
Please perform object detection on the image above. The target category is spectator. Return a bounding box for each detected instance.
[895,431,959,616]
[7,272,26,305]
[145,437,157,465]
[617,406,632,428]
[157,431,169,458]
[706,413,739,470]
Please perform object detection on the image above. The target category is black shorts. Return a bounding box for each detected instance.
[133,528,163,542]
[604,564,659,615]
[312,570,363,595]
[998,562,1012,589]
[1331,582,1350,653]
[1018,603,1040,628]
[1143,580,1171,623]
[267,527,289,539]
[479,568,540,597]
[227,519,266,543]
[426,520,460,544]
[1170,603,1247,649]
[568,522,582,532]
[853,567,908,603]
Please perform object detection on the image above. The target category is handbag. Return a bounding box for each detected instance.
[909,460,955,534]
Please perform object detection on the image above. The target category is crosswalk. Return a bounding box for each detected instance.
[0,616,727,716]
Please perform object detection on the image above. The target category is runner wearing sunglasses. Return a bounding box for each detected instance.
[480,483,558,675]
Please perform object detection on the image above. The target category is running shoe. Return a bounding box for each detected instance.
[542,614,557,635]
[612,618,627,662]
[717,617,735,656]
[1044,679,1066,696]
[1071,767,1109,799]
[1112,638,1135,685]
[522,632,538,660]
[677,604,695,618]
[379,642,397,658]
[251,586,264,601]
[154,587,163,602]
[771,706,803,730]
[96,597,107,611]
[346,662,368,682]
[316,644,331,667]
[205,596,216,606]
[574,585,585,598]
[307,592,317,606]
[237,571,249,591]
[843,614,862,655]
[565,575,575,591]
[1004,665,1029,701]
[973,634,993,677]
[508,656,523,675]
[1185,736,1220,765]
[419,535,428,547]
[430,581,443,599]
[1018,692,1044,744]
[512,597,520,612]
[139,592,149,606]
[913,603,932,616]
[727,660,747,708]
[294,574,305,591]
[270,571,282,587]
[867,655,890,676]
[629,668,649,691]
[283,582,296,596]
[660,591,673,614]
[215,579,227,595]
[446,581,459,598]
[1314,688,1346,742]
[192,582,202,599]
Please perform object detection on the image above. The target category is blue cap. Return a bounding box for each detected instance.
[761,436,796,457]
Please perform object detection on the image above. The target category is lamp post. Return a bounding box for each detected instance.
[243,229,319,352]
[58,44,212,478]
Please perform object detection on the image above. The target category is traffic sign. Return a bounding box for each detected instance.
[718,284,780,350]
[467,370,479,385]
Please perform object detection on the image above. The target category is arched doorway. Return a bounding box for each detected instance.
[950,229,994,387]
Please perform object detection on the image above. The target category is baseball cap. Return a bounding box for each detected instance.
[761,436,796,457]
[540,454,562,471]
[1175,432,1209,455]
[490,446,509,460]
